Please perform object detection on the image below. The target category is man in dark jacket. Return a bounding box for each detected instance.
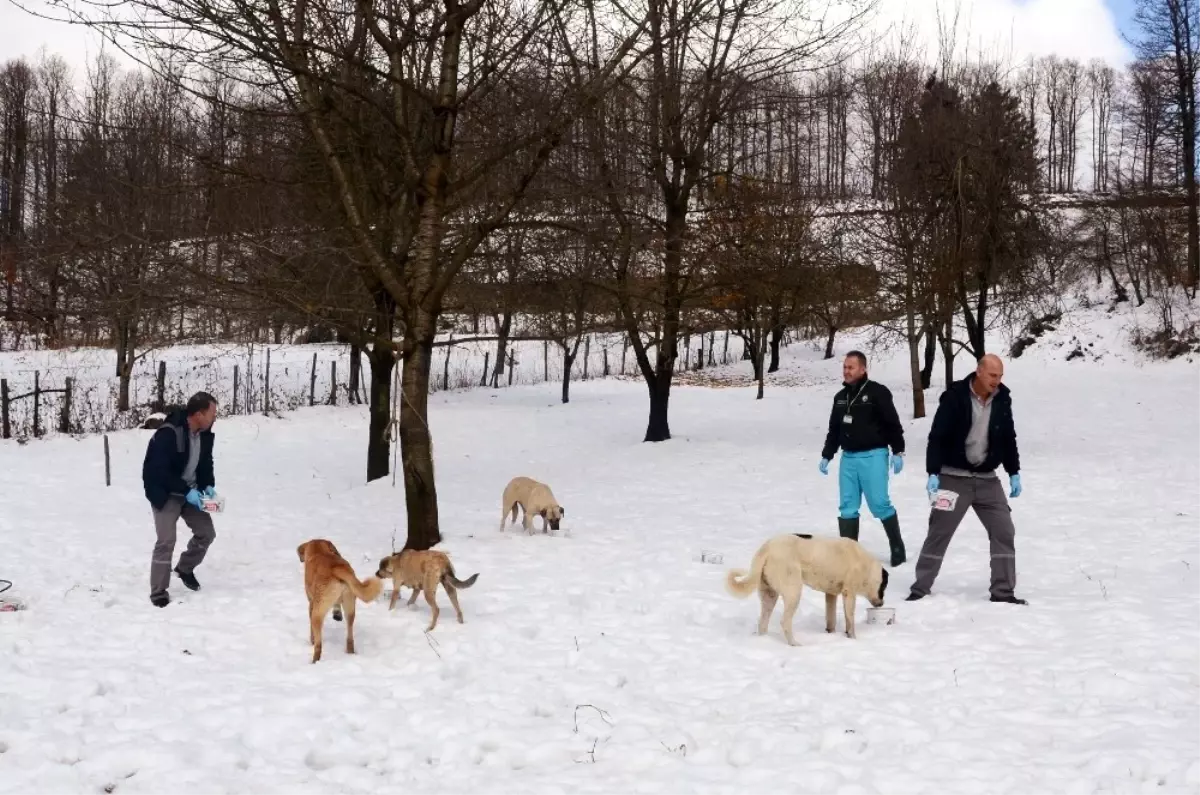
[819,351,907,566]
[908,354,1026,604]
[143,392,219,607]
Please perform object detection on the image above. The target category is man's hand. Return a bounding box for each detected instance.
[1009,474,1022,499]
[185,489,205,510]
[202,486,216,498]
[891,454,904,475]
[818,458,830,476]
[926,474,940,501]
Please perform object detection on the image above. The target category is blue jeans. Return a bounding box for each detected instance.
[838,448,897,521]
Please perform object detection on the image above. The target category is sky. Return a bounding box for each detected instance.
[0,0,1142,85]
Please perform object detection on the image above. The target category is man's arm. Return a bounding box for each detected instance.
[876,385,905,455]
[143,428,190,496]
[820,395,843,461]
[1002,401,1021,476]
[197,436,215,491]
[925,391,954,475]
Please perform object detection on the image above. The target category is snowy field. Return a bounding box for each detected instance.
[1,312,1199,794]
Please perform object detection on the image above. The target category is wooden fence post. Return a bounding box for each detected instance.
[708,331,716,366]
[543,341,549,382]
[723,331,730,365]
[33,371,40,438]
[0,378,9,440]
[264,348,272,415]
[155,361,166,412]
[603,346,610,377]
[583,336,590,380]
[60,377,73,434]
[330,361,337,405]
[443,335,453,391]
[232,364,240,415]
[622,339,628,374]
[104,435,111,487]
[481,351,490,387]
[309,352,318,406]
[507,350,516,386]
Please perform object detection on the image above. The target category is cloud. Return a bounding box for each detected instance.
[868,0,1132,67]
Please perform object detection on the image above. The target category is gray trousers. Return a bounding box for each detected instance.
[910,474,1017,599]
[150,496,216,597]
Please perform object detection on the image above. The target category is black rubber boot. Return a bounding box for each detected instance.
[174,567,201,592]
[837,517,860,541]
[881,513,906,567]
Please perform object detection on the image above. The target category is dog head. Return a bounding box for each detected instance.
[869,565,889,607]
[376,554,397,579]
[541,504,564,531]
[298,539,340,563]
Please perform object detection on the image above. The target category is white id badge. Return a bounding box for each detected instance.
[842,415,853,424]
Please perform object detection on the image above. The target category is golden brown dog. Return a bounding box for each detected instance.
[376,549,479,632]
[297,539,383,663]
[499,476,565,534]
[725,533,888,645]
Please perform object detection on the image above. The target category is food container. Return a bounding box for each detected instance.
[201,495,226,513]
[865,607,895,625]
[697,550,724,565]
[931,490,959,512]
[0,598,26,612]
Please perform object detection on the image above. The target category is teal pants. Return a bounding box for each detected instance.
[838,448,897,521]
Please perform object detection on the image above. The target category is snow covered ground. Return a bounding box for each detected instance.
[1,319,1199,794]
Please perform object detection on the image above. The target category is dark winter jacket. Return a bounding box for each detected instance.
[925,375,1020,476]
[820,378,906,461]
[142,409,215,510]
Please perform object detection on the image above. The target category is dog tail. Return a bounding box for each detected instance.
[444,565,479,590]
[725,547,767,599]
[334,566,384,603]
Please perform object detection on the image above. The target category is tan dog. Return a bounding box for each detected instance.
[499,476,565,534]
[376,549,479,632]
[725,533,889,645]
[297,539,383,663]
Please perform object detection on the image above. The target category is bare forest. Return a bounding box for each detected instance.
[0,0,1196,549]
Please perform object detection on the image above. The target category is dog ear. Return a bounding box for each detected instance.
[560,506,565,516]
[539,509,547,517]
[297,542,307,562]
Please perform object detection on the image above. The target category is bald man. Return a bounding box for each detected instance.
[908,355,1027,604]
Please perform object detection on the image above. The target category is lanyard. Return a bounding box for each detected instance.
[846,379,869,410]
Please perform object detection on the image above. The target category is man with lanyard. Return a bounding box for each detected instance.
[907,354,1027,604]
[818,350,907,566]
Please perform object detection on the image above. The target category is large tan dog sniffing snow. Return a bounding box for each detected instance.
[297,539,383,663]
[725,533,889,645]
[499,476,565,534]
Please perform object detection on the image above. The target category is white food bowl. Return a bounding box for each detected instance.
[201,495,226,513]
[865,607,895,625]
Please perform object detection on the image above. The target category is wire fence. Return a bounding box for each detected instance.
[0,330,752,440]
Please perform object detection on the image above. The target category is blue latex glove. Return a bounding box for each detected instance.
[926,474,940,500]
[185,489,205,510]
[203,486,216,498]
[818,458,830,476]
[1009,474,1022,499]
[891,454,904,475]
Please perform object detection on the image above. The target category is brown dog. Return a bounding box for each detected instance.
[376,549,479,632]
[499,476,565,534]
[297,539,383,663]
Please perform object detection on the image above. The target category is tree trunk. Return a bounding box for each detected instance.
[399,325,441,550]
[768,323,784,372]
[561,348,575,404]
[349,342,362,404]
[920,324,936,390]
[907,305,926,419]
[645,376,671,441]
[940,328,955,388]
[756,337,768,400]
[365,345,395,483]
[491,311,512,387]
[115,318,135,412]
[823,325,837,359]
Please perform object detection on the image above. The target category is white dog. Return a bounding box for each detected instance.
[725,533,888,645]
[499,476,565,534]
